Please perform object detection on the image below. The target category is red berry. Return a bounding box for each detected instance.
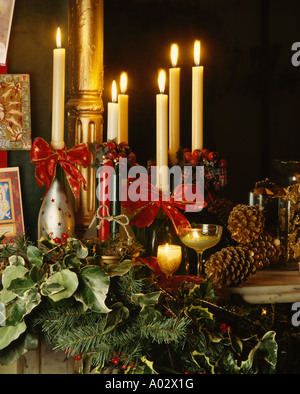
[192,149,201,158]
[103,160,114,167]
[113,359,120,365]
[107,141,116,150]
[106,149,117,160]
[219,159,227,167]
[207,151,218,162]
[118,142,127,148]
[53,237,61,244]
[183,151,193,162]
[118,151,127,159]
[130,362,135,368]
[201,148,210,158]
[128,152,136,165]
[189,157,199,166]
[75,355,82,361]
[121,364,128,370]
[61,233,68,240]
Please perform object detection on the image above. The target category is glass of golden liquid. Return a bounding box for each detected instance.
[178,224,223,277]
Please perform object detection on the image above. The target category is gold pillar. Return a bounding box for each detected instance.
[67,0,104,237]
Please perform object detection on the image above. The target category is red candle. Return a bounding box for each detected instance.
[98,166,112,241]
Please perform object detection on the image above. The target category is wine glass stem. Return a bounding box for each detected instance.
[197,252,203,277]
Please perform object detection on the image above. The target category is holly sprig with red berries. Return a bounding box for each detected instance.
[89,139,138,169]
[177,147,227,168]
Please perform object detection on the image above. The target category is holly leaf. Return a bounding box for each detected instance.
[74,266,111,313]
[191,350,215,374]
[40,269,78,302]
[186,304,214,321]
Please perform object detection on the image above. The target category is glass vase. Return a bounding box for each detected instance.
[134,208,190,275]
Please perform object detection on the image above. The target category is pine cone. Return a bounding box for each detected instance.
[246,233,282,268]
[205,246,257,288]
[227,204,265,244]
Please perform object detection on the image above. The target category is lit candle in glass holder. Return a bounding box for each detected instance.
[157,244,182,277]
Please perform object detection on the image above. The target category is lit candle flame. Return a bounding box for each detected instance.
[112,80,117,103]
[158,69,166,94]
[56,27,62,49]
[194,40,200,66]
[120,72,127,94]
[171,44,178,67]
[192,230,200,240]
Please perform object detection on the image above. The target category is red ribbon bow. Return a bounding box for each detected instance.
[30,137,90,199]
[122,175,205,234]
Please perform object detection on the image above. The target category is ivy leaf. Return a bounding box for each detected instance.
[5,288,41,326]
[74,265,111,313]
[41,269,78,302]
[0,331,38,366]
[105,259,140,277]
[103,302,129,334]
[8,255,26,266]
[131,291,161,308]
[2,266,28,289]
[0,321,27,350]
[64,253,82,269]
[29,265,47,285]
[27,245,43,267]
[7,275,35,297]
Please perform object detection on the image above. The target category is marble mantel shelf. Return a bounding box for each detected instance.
[219,268,300,304]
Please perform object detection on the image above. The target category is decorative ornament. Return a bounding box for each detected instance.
[251,178,284,198]
[37,164,75,240]
[227,204,265,244]
[278,183,300,264]
[30,137,90,199]
[30,137,89,240]
[205,245,257,288]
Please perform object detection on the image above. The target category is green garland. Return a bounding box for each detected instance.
[0,235,299,374]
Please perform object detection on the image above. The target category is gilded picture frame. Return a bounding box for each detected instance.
[0,167,24,244]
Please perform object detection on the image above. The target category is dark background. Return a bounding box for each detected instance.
[5,0,300,241]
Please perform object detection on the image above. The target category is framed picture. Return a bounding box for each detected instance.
[0,167,24,243]
[0,74,32,150]
[0,0,15,65]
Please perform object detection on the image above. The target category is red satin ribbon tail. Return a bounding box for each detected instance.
[129,203,160,228]
[161,204,191,235]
